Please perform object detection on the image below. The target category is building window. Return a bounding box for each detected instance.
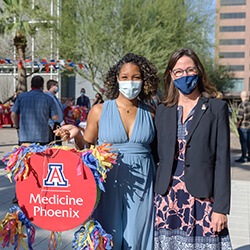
[220,12,246,19]
[219,52,245,58]
[220,26,245,32]
[219,39,245,45]
[221,0,246,6]
[226,78,244,92]
[227,65,245,71]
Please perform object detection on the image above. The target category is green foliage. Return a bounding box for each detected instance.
[58,1,77,61]
[0,0,220,93]
[57,0,215,91]
[228,102,239,138]
[204,58,235,92]
[0,0,55,36]
[57,0,120,90]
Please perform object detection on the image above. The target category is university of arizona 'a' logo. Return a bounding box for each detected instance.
[43,163,68,187]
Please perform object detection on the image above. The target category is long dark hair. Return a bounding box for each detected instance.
[162,48,217,107]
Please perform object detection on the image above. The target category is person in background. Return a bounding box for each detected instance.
[55,53,159,250]
[154,48,232,249]
[11,76,58,145]
[76,88,90,110]
[46,79,64,145]
[10,75,58,204]
[235,90,250,163]
[151,94,160,108]
[92,92,104,106]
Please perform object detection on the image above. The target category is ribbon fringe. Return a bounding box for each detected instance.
[72,218,113,250]
[48,232,62,250]
[0,206,35,250]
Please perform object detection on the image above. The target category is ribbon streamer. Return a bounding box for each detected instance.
[72,219,113,250]
[0,57,89,72]
[3,143,117,191]
[0,206,35,250]
[48,232,62,250]
[80,144,117,192]
[3,144,78,181]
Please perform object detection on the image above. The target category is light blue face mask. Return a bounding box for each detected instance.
[55,86,59,93]
[81,92,85,96]
[118,80,143,100]
[173,75,199,95]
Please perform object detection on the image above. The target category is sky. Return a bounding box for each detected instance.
[208,0,217,52]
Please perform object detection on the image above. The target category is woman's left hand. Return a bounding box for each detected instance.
[211,212,228,233]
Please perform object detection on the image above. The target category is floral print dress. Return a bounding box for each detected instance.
[154,106,232,249]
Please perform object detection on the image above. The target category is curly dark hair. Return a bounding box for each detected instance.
[104,53,159,102]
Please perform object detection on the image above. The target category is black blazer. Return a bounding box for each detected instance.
[154,96,231,214]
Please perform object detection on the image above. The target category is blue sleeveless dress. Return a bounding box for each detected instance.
[94,99,155,250]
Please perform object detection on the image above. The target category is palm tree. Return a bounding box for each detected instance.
[0,0,55,95]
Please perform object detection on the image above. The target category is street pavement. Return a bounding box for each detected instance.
[0,126,250,249]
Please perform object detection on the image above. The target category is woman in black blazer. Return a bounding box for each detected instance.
[154,48,232,249]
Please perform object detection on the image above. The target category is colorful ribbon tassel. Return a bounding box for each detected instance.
[2,143,117,190]
[72,219,113,250]
[0,206,35,250]
[48,232,62,250]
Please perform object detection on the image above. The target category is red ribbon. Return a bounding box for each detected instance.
[65,65,72,71]
[78,63,83,69]
[18,60,24,69]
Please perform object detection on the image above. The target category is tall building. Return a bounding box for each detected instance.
[215,0,250,96]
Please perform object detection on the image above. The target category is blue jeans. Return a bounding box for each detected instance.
[238,127,250,158]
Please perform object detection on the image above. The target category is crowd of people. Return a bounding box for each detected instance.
[10,78,103,143]
[10,48,234,250]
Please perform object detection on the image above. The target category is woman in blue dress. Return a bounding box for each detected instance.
[57,53,159,249]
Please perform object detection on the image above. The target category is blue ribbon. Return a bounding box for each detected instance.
[72,219,112,250]
[9,206,34,250]
[81,152,111,192]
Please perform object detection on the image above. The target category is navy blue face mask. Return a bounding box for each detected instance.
[173,75,199,95]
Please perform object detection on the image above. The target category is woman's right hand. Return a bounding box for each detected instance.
[54,124,85,150]
[54,124,80,141]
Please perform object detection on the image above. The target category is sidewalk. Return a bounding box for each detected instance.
[229,132,250,250]
[0,126,250,249]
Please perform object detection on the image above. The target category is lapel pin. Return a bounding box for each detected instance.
[201,104,206,110]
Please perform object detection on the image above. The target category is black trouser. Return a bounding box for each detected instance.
[48,122,62,145]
